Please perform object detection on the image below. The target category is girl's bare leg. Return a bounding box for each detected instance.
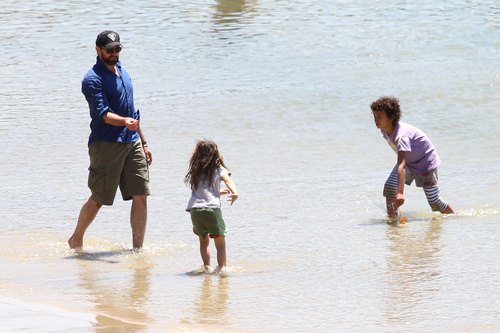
[199,234,211,267]
[214,236,227,268]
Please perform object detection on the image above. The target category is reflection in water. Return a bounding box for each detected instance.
[211,0,258,31]
[75,253,154,332]
[193,275,229,326]
[383,220,443,328]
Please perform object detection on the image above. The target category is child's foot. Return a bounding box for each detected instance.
[215,266,229,276]
[204,265,215,274]
[186,265,214,276]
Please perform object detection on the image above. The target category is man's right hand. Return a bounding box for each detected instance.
[124,118,139,131]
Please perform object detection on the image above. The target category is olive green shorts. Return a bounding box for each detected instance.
[189,208,226,238]
[87,141,151,205]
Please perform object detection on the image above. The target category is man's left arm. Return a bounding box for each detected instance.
[137,124,152,165]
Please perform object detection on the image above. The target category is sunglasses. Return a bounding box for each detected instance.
[103,45,122,54]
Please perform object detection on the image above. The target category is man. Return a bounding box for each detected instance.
[68,30,153,250]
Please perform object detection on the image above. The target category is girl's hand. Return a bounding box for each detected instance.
[227,193,239,205]
[220,188,231,195]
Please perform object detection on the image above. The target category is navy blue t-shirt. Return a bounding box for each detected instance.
[82,57,140,145]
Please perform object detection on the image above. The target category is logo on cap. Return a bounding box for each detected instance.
[107,32,117,41]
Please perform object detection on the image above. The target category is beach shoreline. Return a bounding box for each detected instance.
[0,296,95,333]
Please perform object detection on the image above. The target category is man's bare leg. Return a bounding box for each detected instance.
[131,195,148,249]
[68,198,102,250]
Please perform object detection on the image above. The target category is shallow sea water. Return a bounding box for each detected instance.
[0,0,499,332]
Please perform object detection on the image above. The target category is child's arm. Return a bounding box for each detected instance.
[220,188,231,195]
[221,174,239,205]
[395,151,406,208]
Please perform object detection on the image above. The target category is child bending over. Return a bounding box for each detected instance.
[371,96,454,220]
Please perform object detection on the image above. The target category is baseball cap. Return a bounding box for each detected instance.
[96,30,122,50]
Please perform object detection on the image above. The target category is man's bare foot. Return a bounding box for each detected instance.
[68,236,83,251]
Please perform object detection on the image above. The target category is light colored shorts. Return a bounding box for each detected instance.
[88,141,150,205]
[404,168,439,187]
[383,167,449,212]
[383,167,439,198]
[189,208,226,238]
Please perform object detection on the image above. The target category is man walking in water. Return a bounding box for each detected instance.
[68,30,152,250]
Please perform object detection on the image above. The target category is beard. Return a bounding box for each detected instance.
[102,55,119,66]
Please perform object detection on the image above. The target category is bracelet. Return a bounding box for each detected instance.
[142,141,148,147]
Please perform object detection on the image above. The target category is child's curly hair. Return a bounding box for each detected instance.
[370,96,401,127]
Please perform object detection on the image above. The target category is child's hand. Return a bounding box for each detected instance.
[396,193,405,208]
[220,188,231,195]
[227,193,239,205]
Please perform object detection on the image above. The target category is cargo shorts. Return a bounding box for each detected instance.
[87,141,151,205]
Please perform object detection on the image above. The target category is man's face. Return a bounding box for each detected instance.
[97,45,121,66]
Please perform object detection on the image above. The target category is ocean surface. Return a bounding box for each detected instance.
[1,0,499,332]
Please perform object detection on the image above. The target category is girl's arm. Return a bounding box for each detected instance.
[221,174,239,205]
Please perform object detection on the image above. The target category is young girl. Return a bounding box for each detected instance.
[371,96,454,221]
[185,139,239,274]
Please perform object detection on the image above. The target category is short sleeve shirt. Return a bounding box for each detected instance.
[382,122,441,174]
[186,167,230,210]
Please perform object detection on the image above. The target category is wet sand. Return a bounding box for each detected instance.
[0,297,94,332]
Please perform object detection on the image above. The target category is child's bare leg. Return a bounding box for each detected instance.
[214,236,227,268]
[199,234,210,267]
[386,197,399,220]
